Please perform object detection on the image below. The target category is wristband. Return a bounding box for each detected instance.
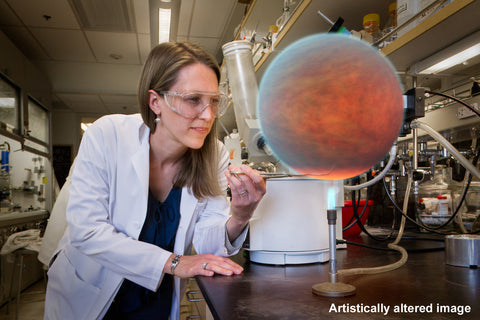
[170,255,182,276]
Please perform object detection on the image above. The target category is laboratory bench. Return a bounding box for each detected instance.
[0,209,48,307]
[196,230,479,320]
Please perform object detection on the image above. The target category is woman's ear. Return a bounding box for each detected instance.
[148,89,162,115]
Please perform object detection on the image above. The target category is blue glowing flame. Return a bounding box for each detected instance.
[327,186,336,210]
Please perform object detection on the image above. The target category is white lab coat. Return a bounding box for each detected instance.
[44,114,245,320]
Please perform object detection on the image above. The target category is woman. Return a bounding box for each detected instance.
[44,42,266,319]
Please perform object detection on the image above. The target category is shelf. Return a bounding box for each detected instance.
[252,0,312,72]
[240,0,393,81]
[381,0,480,72]
[0,209,48,228]
[241,0,480,77]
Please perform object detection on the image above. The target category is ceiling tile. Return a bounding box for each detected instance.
[85,31,140,64]
[30,28,95,61]
[133,0,150,34]
[36,61,142,94]
[105,104,138,114]
[138,33,151,65]
[176,35,188,42]
[101,94,139,114]
[0,26,50,60]
[0,1,23,26]
[177,0,194,36]
[57,93,107,113]
[100,94,137,106]
[189,0,235,38]
[6,0,80,29]
[188,36,221,56]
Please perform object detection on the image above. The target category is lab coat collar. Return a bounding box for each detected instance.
[137,115,150,145]
[132,119,151,201]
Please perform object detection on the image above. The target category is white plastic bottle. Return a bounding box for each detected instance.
[437,194,450,216]
[224,129,242,166]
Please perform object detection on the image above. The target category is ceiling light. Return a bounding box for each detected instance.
[158,8,171,43]
[412,30,480,75]
[419,43,480,74]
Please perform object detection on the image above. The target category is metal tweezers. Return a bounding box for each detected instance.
[229,172,307,179]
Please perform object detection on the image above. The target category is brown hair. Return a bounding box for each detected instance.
[138,42,223,199]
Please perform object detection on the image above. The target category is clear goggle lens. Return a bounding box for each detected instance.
[161,91,229,119]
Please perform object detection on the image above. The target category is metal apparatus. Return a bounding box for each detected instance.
[311,209,356,297]
[445,234,480,268]
[366,87,480,234]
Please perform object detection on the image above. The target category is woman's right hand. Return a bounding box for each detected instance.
[164,253,243,278]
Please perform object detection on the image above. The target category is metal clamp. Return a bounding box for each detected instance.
[186,290,204,302]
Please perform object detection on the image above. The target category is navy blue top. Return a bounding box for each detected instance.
[104,187,181,320]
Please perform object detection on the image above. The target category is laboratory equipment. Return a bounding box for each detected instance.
[222,40,343,265]
[312,209,356,297]
[445,234,480,268]
[248,178,344,265]
[416,165,461,231]
[461,181,480,232]
[316,11,350,35]
[222,40,269,163]
[1,150,9,173]
[1,142,12,212]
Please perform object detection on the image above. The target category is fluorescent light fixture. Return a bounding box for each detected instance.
[412,30,480,75]
[419,43,480,74]
[158,8,171,43]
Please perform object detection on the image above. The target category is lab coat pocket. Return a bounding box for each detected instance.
[64,246,106,289]
[47,251,101,318]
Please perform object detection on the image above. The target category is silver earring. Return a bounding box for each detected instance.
[154,116,161,124]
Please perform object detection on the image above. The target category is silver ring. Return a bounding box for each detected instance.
[202,262,208,270]
[238,190,248,195]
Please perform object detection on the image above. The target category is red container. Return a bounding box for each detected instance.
[342,200,374,236]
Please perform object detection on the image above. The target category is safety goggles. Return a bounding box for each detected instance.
[156,90,229,119]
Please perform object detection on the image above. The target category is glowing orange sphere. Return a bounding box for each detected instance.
[257,34,403,180]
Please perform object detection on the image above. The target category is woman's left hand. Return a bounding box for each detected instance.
[224,164,266,240]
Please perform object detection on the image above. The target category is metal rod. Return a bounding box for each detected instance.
[317,10,334,26]
[413,127,419,196]
[229,172,307,179]
[327,209,337,283]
